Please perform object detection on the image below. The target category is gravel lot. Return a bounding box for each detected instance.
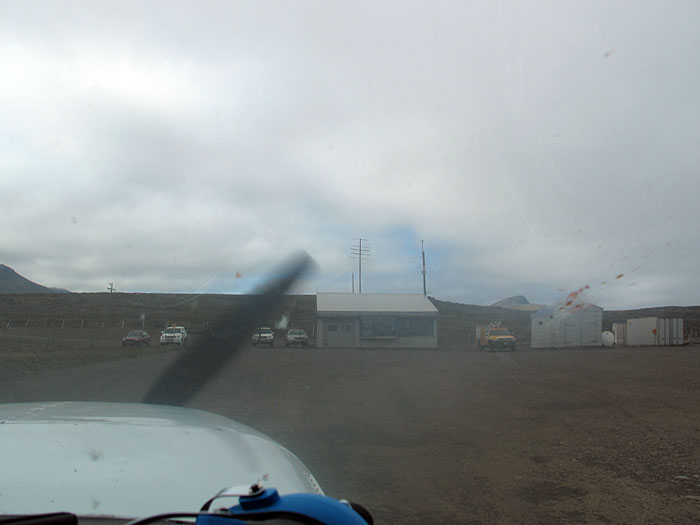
[2,339,700,523]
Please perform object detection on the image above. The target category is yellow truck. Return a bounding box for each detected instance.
[476,323,516,351]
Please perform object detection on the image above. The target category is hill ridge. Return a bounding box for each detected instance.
[0,264,69,294]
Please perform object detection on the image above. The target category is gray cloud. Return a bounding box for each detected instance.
[1,0,699,309]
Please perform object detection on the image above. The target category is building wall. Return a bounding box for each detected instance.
[531,307,602,348]
[318,317,355,347]
[560,307,602,347]
[657,318,684,345]
[531,314,555,348]
[317,316,438,348]
[626,317,658,345]
[612,323,626,345]
[626,317,684,346]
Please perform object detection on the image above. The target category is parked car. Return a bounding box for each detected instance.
[160,326,188,346]
[252,327,274,347]
[122,330,151,346]
[285,329,309,347]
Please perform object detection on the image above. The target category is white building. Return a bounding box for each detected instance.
[316,293,438,349]
[531,304,603,348]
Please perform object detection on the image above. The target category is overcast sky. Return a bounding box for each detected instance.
[1,1,699,309]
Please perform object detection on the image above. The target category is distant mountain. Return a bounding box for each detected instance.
[0,264,69,293]
[491,295,545,312]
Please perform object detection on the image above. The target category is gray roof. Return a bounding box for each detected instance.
[317,293,438,314]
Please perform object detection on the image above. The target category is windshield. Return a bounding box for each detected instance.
[1,1,699,523]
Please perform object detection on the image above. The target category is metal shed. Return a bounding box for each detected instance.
[531,304,603,349]
[316,292,438,349]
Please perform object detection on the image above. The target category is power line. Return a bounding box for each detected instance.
[421,239,427,296]
[350,238,370,293]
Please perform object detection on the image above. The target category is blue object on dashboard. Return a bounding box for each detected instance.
[196,488,369,525]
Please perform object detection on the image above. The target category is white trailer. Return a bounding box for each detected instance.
[626,317,684,346]
[657,318,684,345]
[626,318,658,345]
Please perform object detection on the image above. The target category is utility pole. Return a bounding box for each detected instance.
[350,238,370,293]
[107,282,115,293]
[421,239,427,296]
[352,272,355,293]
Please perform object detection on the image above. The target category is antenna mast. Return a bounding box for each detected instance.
[421,240,427,296]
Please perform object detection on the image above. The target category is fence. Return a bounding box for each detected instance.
[0,319,210,332]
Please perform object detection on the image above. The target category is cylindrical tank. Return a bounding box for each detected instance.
[602,331,615,347]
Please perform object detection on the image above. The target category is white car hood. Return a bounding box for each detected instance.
[0,402,322,519]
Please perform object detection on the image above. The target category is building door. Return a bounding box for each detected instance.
[324,318,355,347]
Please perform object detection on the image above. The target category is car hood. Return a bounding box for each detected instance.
[0,402,322,519]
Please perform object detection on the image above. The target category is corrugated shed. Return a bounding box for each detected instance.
[531,304,603,348]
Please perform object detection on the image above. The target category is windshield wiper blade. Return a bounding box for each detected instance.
[142,251,315,406]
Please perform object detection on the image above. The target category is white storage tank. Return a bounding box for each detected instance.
[602,331,615,347]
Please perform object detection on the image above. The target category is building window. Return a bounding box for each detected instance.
[358,318,434,338]
[360,318,396,338]
[397,318,434,337]
[397,318,410,335]
[410,318,434,336]
[342,325,352,331]
[327,324,338,331]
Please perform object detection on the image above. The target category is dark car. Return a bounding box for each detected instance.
[122,330,151,346]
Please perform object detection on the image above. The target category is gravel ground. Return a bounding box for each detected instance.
[2,339,700,523]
